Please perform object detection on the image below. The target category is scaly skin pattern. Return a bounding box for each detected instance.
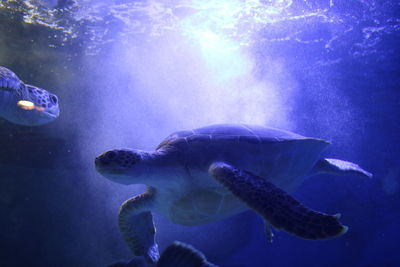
[210,162,348,240]
[0,66,59,126]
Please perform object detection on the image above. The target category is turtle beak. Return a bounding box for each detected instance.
[95,154,110,171]
[94,156,102,168]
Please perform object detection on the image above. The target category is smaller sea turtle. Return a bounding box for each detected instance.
[0,66,59,126]
[95,124,372,263]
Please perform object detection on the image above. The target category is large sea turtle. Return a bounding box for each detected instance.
[0,66,59,125]
[95,124,372,263]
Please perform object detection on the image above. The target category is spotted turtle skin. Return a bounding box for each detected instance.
[0,66,59,126]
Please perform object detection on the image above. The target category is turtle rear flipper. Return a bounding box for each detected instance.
[310,158,372,178]
[209,162,348,241]
[119,189,159,264]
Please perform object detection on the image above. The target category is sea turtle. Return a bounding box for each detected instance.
[95,124,372,263]
[0,66,59,126]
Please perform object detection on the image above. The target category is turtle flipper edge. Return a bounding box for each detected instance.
[118,188,159,264]
[310,158,372,178]
[209,162,348,240]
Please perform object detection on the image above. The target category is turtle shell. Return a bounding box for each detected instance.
[0,66,22,92]
[156,124,318,150]
[156,124,329,192]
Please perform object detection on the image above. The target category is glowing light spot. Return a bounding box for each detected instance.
[197,30,220,50]
[17,100,45,111]
[17,100,35,110]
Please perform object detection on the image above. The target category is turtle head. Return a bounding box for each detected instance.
[0,66,59,126]
[95,148,150,185]
[16,84,59,125]
[2,84,60,126]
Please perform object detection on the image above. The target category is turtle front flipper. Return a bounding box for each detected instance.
[209,162,348,241]
[119,188,159,264]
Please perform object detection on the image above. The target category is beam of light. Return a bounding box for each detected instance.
[179,0,293,48]
[81,0,298,157]
[76,0,298,259]
[163,0,296,127]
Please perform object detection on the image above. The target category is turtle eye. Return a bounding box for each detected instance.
[50,94,58,105]
[106,151,117,160]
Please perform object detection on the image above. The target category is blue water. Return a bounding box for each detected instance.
[0,0,399,266]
